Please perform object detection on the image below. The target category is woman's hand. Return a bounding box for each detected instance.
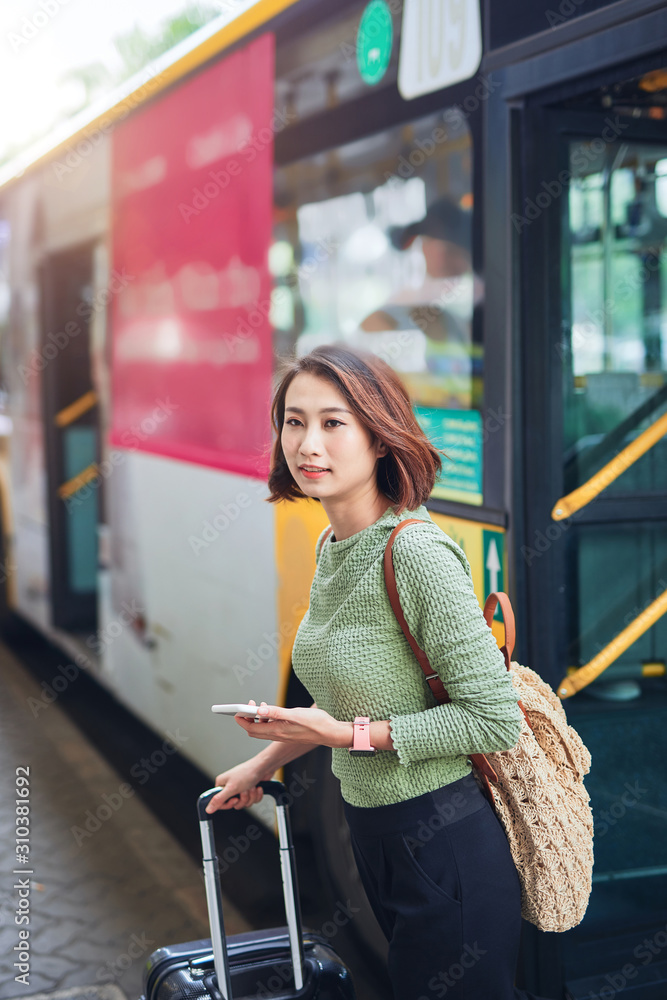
[236,701,353,750]
[205,756,274,813]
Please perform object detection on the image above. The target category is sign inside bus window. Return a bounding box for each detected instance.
[109,34,274,479]
[398,0,482,100]
[415,405,483,505]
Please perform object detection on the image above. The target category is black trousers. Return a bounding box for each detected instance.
[343,772,551,1000]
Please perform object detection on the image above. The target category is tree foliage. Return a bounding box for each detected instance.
[60,3,221,109]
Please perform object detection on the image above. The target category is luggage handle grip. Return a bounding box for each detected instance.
[197,780,287,819]
[197,781,305,994]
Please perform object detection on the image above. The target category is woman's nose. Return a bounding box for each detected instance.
[298,426,323,456]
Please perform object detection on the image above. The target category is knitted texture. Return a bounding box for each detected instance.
[291,505,523,807]
[481,662,594,932]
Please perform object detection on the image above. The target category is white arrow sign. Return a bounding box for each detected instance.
[485,538,501,595]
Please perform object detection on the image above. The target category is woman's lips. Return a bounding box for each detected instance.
[299,466,330,479]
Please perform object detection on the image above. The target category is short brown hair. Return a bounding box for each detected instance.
[266,344,445,513]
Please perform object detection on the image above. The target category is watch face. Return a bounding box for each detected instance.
[349,749,376,757]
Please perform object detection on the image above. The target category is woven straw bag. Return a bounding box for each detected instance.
[384,520,594,933]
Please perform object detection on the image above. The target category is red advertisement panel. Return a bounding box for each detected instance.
[110,34,275,478]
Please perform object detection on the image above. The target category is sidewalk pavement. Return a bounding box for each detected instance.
[0,640,250,999]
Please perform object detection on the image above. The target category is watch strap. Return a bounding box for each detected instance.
[351,716,373,752]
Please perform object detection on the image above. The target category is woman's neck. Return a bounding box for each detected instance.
[321,489,394,542]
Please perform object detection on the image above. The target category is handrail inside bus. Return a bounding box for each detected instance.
[563,380,667,492]
[55,390,98,428]
[552,410,667,520]
[557,587,667,698]
[58,464,99,500]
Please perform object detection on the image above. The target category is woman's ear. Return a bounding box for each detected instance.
[377,440,389,458]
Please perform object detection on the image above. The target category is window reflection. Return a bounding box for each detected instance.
[565,142,667,496]
[273,109,483,504]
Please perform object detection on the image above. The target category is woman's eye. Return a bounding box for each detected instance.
[285,418,301,426]
[325,419,343,428]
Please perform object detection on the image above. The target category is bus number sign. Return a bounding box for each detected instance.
[398,0,482,100]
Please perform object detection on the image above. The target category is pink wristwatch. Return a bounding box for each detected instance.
[349,716,376,757]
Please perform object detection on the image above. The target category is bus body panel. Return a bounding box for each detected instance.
[99,451,278,777]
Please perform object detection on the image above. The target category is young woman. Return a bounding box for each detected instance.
[206,344,550,1000]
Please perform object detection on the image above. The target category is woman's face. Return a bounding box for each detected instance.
[281,372,387,504]
[422,235,471,278]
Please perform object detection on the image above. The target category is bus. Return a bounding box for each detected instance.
[0,1,666,995]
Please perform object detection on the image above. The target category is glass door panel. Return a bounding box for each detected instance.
[563,138,667,689]
[565,142,667,498]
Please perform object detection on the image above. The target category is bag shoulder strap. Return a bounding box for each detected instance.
[383,520,450,702]
[383,520,516,677]
[383,519,526,792]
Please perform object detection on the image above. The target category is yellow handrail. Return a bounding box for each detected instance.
[558,587,667,698]
[552,410,667,520]
[57,463,99,499]
[54,390,98,428]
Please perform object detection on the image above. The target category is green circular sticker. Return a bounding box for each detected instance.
[357,0,393,86]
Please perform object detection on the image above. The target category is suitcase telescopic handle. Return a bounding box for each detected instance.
[197,781,305,995]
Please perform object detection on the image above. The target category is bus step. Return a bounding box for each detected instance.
[565,958,667,999]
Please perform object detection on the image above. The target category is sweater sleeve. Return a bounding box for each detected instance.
[387,523,523,766]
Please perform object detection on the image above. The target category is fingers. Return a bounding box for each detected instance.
[205,784,264,813]
[205,789,240,812]
[234,787,264,809]
[257,700,270,723]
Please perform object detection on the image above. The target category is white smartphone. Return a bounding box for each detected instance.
[211,703,261,717]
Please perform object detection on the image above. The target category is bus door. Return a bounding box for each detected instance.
[39,241,99,633]
[521,103,667,996]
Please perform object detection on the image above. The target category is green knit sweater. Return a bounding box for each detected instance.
[291,504,523,807]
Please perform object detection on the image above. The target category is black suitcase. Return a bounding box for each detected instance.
[141,780,356,999]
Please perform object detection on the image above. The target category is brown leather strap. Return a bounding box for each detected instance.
[384,521,450,703]
[482,592,515,671]
[383,519,502,791]
[482,592,531,730]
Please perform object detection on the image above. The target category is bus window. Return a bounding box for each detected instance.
[566,142,667,498]
[272,108,482,505]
